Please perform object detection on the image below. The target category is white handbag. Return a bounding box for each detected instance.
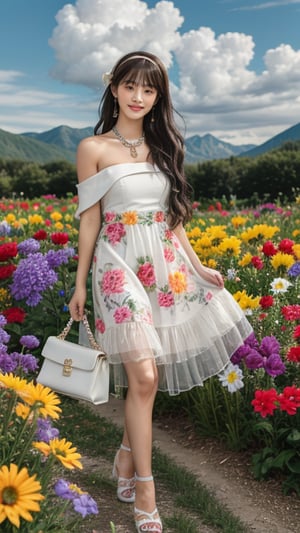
[37,315,109,405]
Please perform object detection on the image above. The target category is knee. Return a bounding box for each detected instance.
[131,365,159,397]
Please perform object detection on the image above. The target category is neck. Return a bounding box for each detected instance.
[113,120,143,140]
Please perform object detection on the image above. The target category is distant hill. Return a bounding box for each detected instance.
[184,134,254,163]
[240,122,300,158]
[1,122,300,164]
[23,125,93,153]
[0,128,76,163]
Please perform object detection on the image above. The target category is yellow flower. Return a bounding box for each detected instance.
[233,290,260,311]
[54,221,64,230]
[18,217,28,226]
[122,211,138,225]
[15,403,32,420]
[0,463,44,528]
[206,225,227,244]
[206,258,217,269]
[28,214,44,225]
[217,236,241,256]
[33,438,83,470]
[187,226,202,239]
[270,252,295,271]
[240,224,280,243]
[238,252,252,267]
[231,215,248,228]
[5,213,16,223]
[0,288,10,307]
[292,243,300,259]
[0,373,29,395]
[21,382,61,419]
[168,271,187,294]
[50,211,63,221]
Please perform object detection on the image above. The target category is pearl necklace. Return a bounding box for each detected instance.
[112,126,144,158]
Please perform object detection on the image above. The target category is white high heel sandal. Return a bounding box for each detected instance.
[112,443,135,503]
[134,475,162,532]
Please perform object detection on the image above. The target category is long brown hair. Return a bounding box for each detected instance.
[94,51,192,228]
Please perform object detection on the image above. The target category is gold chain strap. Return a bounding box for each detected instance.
[58,314,105,354]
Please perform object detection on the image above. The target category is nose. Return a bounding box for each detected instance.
[132,87,143,102]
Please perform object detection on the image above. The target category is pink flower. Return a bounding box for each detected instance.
[251,256,264,270]
[164,247,175,262]
[137,262,156,287]
[154,211,165,222]
[101,269,125,295]
[95,318,105,333]
[157,291,175,307]
[104,223,126,245]
[104,211,116,223]
[113,306,132,323]
[205,291,213,302]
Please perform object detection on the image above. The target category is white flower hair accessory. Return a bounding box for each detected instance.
[102,71,113,86]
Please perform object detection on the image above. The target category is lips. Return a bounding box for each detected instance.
[128,105,143,111]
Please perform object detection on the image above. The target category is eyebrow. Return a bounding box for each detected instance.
[123,78,155,88]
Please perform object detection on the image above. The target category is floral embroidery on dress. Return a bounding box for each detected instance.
[136,256,156,290]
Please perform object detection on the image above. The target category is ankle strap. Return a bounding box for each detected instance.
[135,474,153,482]
[120,443,131,452]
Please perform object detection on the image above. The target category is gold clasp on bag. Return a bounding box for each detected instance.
[63,358,73,377]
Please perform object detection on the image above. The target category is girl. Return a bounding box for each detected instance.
[68,50,252,533]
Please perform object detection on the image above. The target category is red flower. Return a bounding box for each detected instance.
[293,325,300,339]
[33,229,48,240]
[51,232,69,245]
[251,388,278,417]
[278,238,295,255]
[286,346,300,363]
[0,264,16,280]
[262,240,277,257]
[19,201,29,210]
[259,295,274,309]
[281,305,300,321]
[2,307,26,323]
[277,386,300,415]
[251,256,264,270]
[0,242,18,262]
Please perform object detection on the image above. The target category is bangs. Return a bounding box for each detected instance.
[119,64,161,90]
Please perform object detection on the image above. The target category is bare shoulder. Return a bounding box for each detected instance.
[76,134,113,182]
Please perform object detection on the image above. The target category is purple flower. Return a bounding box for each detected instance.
[244,332,259,349]
[18,238,40,256]
[46,247,75,269]
[244,349,264,370]
[0,221,11,236]
[0,353,17,373]
[263,354,286,377]
[288,262,300,278]
[14,353,39,373]
[54,479,74,500]
[20,335,40,350]
[231,343,253,365]
[72,494,98,517]
[36,418,60,443]
[0,328,10,345]
[10,252,58,306]
[0,315,7,327]
[259,336,280,358]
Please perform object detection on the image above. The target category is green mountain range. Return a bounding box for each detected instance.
[0,122,299,164]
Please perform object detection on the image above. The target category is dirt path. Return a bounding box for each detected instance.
[88,396,300,533]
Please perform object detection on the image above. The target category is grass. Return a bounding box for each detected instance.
[57,397,250,532]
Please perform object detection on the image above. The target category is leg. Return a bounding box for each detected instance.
[124,358,162,530]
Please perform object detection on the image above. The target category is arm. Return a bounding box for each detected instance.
[173,223,224,288]
[68,138,102,320]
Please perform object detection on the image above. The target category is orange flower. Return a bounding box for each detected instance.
[168,271,187,294]
[122,211,138,225]
[33,438,83,470]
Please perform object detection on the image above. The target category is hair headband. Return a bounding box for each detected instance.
[102,55,158,86]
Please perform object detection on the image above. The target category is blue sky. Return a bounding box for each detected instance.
[0,0,299,145]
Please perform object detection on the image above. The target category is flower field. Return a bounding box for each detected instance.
[0,193,300,529]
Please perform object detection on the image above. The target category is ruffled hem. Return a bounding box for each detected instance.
[97,291,253,395]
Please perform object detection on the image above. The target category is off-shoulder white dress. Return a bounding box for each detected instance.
[76,162,252,395]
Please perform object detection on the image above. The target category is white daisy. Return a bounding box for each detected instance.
[270,277,292,294]
[218,363,244,393]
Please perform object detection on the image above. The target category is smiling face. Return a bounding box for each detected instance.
[114,79,158,121]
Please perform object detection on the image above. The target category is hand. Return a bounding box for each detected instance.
[197,265,224,288]
[68,287,87,321]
